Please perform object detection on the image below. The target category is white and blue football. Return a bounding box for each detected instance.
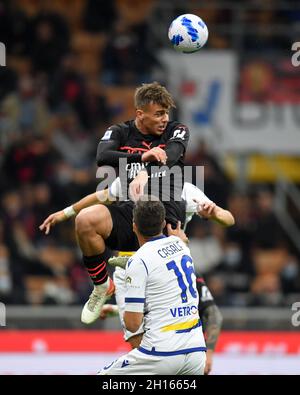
[168,14,208,53]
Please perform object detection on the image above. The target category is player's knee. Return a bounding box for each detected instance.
[75,207,102,235]
[75,210,92,235]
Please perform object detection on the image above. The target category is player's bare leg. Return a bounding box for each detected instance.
[75,205,115,324]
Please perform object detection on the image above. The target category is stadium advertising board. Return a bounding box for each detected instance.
[161,51,300,154]
[0,331,299,375]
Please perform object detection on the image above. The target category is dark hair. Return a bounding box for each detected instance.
[133,196,166,237]
[134,81,176,110]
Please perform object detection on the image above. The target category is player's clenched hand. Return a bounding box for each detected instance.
[167,221,189,244]
[141,147,167,164]
[99,304,119,320]
[193,199,216,219]
[129,170,148,202]
[39,211,67,235]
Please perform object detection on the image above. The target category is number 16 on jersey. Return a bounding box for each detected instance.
[167,255,198,303]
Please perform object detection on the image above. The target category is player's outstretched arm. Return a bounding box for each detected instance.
[39,189,111,235]
[194,199,235,227]
[212,205,235,226]
[201,304,223,375]
[39,209,70,235]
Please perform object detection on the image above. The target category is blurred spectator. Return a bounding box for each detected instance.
[187,219,223,274]
[48,53,85,112]
[83,0,117,33]
[27,10,70,75]
[49,55,111,130]
[186,140,231,208]
[0,215,27,304]
[251,273,283,306]
[205,274,229,306]
[213,240,252,295]
[51,110,94,168]
[1,74,50,138]
[249,246,289,306]
[252,188,287,249]
[78,79,112,131]
[0,237,13,303]
[250,273,284,306]
[242,8,291,52]
[280,254,300,294]
[1,135,58,189]
[226,192,256,264]
[0,67,17,102]
[0,0,29,56]
[101,19,159,85]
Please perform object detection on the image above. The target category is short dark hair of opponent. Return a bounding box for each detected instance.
[133,196,166,237]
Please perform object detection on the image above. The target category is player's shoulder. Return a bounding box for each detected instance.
[183,182,201,194]
[183,182,206,199]
[166,120,190,133]
[167,120,189,129]
[163,121,190,144]
[126,248,151,274]
[116,120,133,131]
[129,241,152,262]
[102,121,132,140]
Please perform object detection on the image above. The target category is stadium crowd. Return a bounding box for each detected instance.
[0,0,299,307]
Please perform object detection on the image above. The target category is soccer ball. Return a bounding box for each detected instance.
[168,14,208,53]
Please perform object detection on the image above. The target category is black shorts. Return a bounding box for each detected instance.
[106,201,139,251]
[105,200,186,252]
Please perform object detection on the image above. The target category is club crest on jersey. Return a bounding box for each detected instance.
[101,129,113,140]
[170,128,186,140]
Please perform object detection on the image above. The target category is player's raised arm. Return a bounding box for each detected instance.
[164,124,190,166]
[39,189,111,235]
[96,125,142,167]
[194,199,235,227]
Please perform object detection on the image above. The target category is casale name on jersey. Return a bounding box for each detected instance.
[126,162,167,180]
[157,241,184,259]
